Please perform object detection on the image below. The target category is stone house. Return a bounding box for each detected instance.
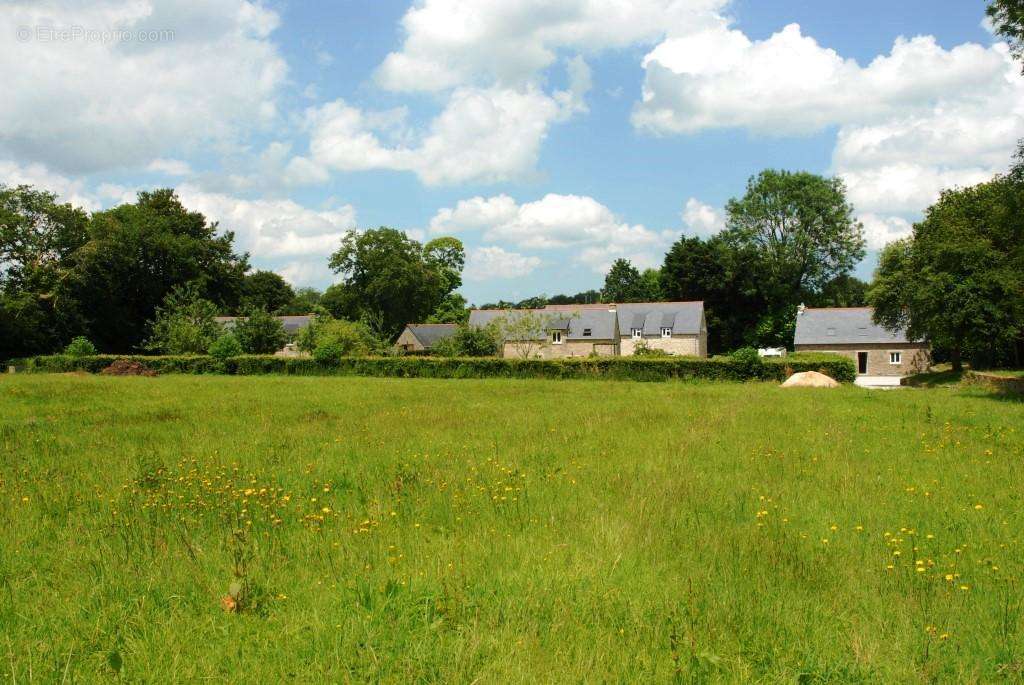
[467,301,707,359]
[793,306,930,383]
[395,323,458,352]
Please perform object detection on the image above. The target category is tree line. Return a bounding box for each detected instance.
[2,164,1022,367]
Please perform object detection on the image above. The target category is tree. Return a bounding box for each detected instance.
[208,332,243,359]
[0,185,89,358]
[725,170,865,300]
[869,176,1024,371]
[328,228,464,339]
[492,310,568,359]
[427,293,470,324]
[241,270,294,313]
[988,0,1024,70]
[144,284,222,354]
[601,258,659,303]
[660,235,766,353]
[234,309,287,354]
[297,316,380,357]
[70,189,248,351]
[280,287,322,315]
[810,274,869,308]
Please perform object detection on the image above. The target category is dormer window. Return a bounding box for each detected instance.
[661,327,672,338]
[826,328,836,336]
[582,328,592,337]
[551,331,563,344]
[631,328,642,340]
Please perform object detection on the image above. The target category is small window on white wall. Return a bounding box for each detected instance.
[551,331,563,344]
[889,351,902,365]
[661,327,672,338]
[631,328,642,340]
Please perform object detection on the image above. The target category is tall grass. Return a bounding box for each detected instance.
[1,375,1022,682]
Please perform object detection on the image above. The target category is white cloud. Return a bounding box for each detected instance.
[292,79,586,186]
[681,197,725,236]
[146,158,193,176]
[464,246,541,281]
[859,213,913,250]
[376,0,727,92]
[634,23,1014,135]
[175,185,356,260]
[0,159,101,211]
[634,20,1024,227]
[0,0,287,173]
[430,193,673,273]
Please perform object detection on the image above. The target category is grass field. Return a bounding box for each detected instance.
[1,375,1022,682]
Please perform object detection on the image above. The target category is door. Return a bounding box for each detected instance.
[857,352,868,375]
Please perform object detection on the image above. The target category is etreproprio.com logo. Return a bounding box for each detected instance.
[17,25,175,44]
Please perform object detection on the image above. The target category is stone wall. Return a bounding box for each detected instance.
[793,343,930,376]
[620,335,704,357]
[395,329,424,352]
[501,340,618,359]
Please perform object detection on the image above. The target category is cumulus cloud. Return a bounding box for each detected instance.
[0,0,287,173]
[376,0,727,92]
[290,77,587,186]
[429,193,674,273]
[634,19,1024,242]
[174,185,356,260]
[0,159,102,211]
[464,246,542,281]
[681,197,725,236]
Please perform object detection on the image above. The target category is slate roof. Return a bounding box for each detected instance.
[404,323,458,349]
[615,302,704,336]
[793,307,913,345]
[215,315,314,334]
[468,307,618,341]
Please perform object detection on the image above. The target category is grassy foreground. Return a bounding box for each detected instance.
[1,375,1022,682]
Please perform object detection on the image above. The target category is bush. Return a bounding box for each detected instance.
[312,340,345,365]
[431,324,500,357]
[208,333,243,360]
[234,309,287,354]
[298,316,380,356]
[632,341,671,357]
[22,353,857,383]
[64,336,97,357]
[144,284,222,354]
[729,347,763,377]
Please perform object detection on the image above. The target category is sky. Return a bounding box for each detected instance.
[0,0,1016,305]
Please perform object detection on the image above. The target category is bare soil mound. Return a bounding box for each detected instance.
[100,359,157,377]
[780,371,839,388]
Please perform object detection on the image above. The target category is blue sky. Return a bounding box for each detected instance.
[1,0,1016,304]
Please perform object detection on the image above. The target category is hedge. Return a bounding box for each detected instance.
[19,352,856,383]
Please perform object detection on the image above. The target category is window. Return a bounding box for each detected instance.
[551,331,562,344]
[889,351,902,365]
[661,327,672,338]
[583,328,592,337]
[631,328,642,340]
[826,327,836,337]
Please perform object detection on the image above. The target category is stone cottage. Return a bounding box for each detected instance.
[793,306,930,385]
[395,323,458,352]
[467,301,707,359]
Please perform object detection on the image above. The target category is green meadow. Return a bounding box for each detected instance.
[1,374,1022,682]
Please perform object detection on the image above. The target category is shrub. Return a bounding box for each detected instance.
[312,340,345,365]
[208,333,243,360]
[144,284,222,354]
[632,341,671,357]
[22,353,857,383]
[431,324,500,357]
[234,309,287,354]
[729,347,764,377]
[64,336,97,357]
[298,316,380,356]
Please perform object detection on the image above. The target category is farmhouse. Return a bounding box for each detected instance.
[395,323,458,352]
[793,306,930,384]
[467,301,707,359]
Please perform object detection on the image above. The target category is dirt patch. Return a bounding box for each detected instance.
[100,359,158,377]
[780,371,840,388]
